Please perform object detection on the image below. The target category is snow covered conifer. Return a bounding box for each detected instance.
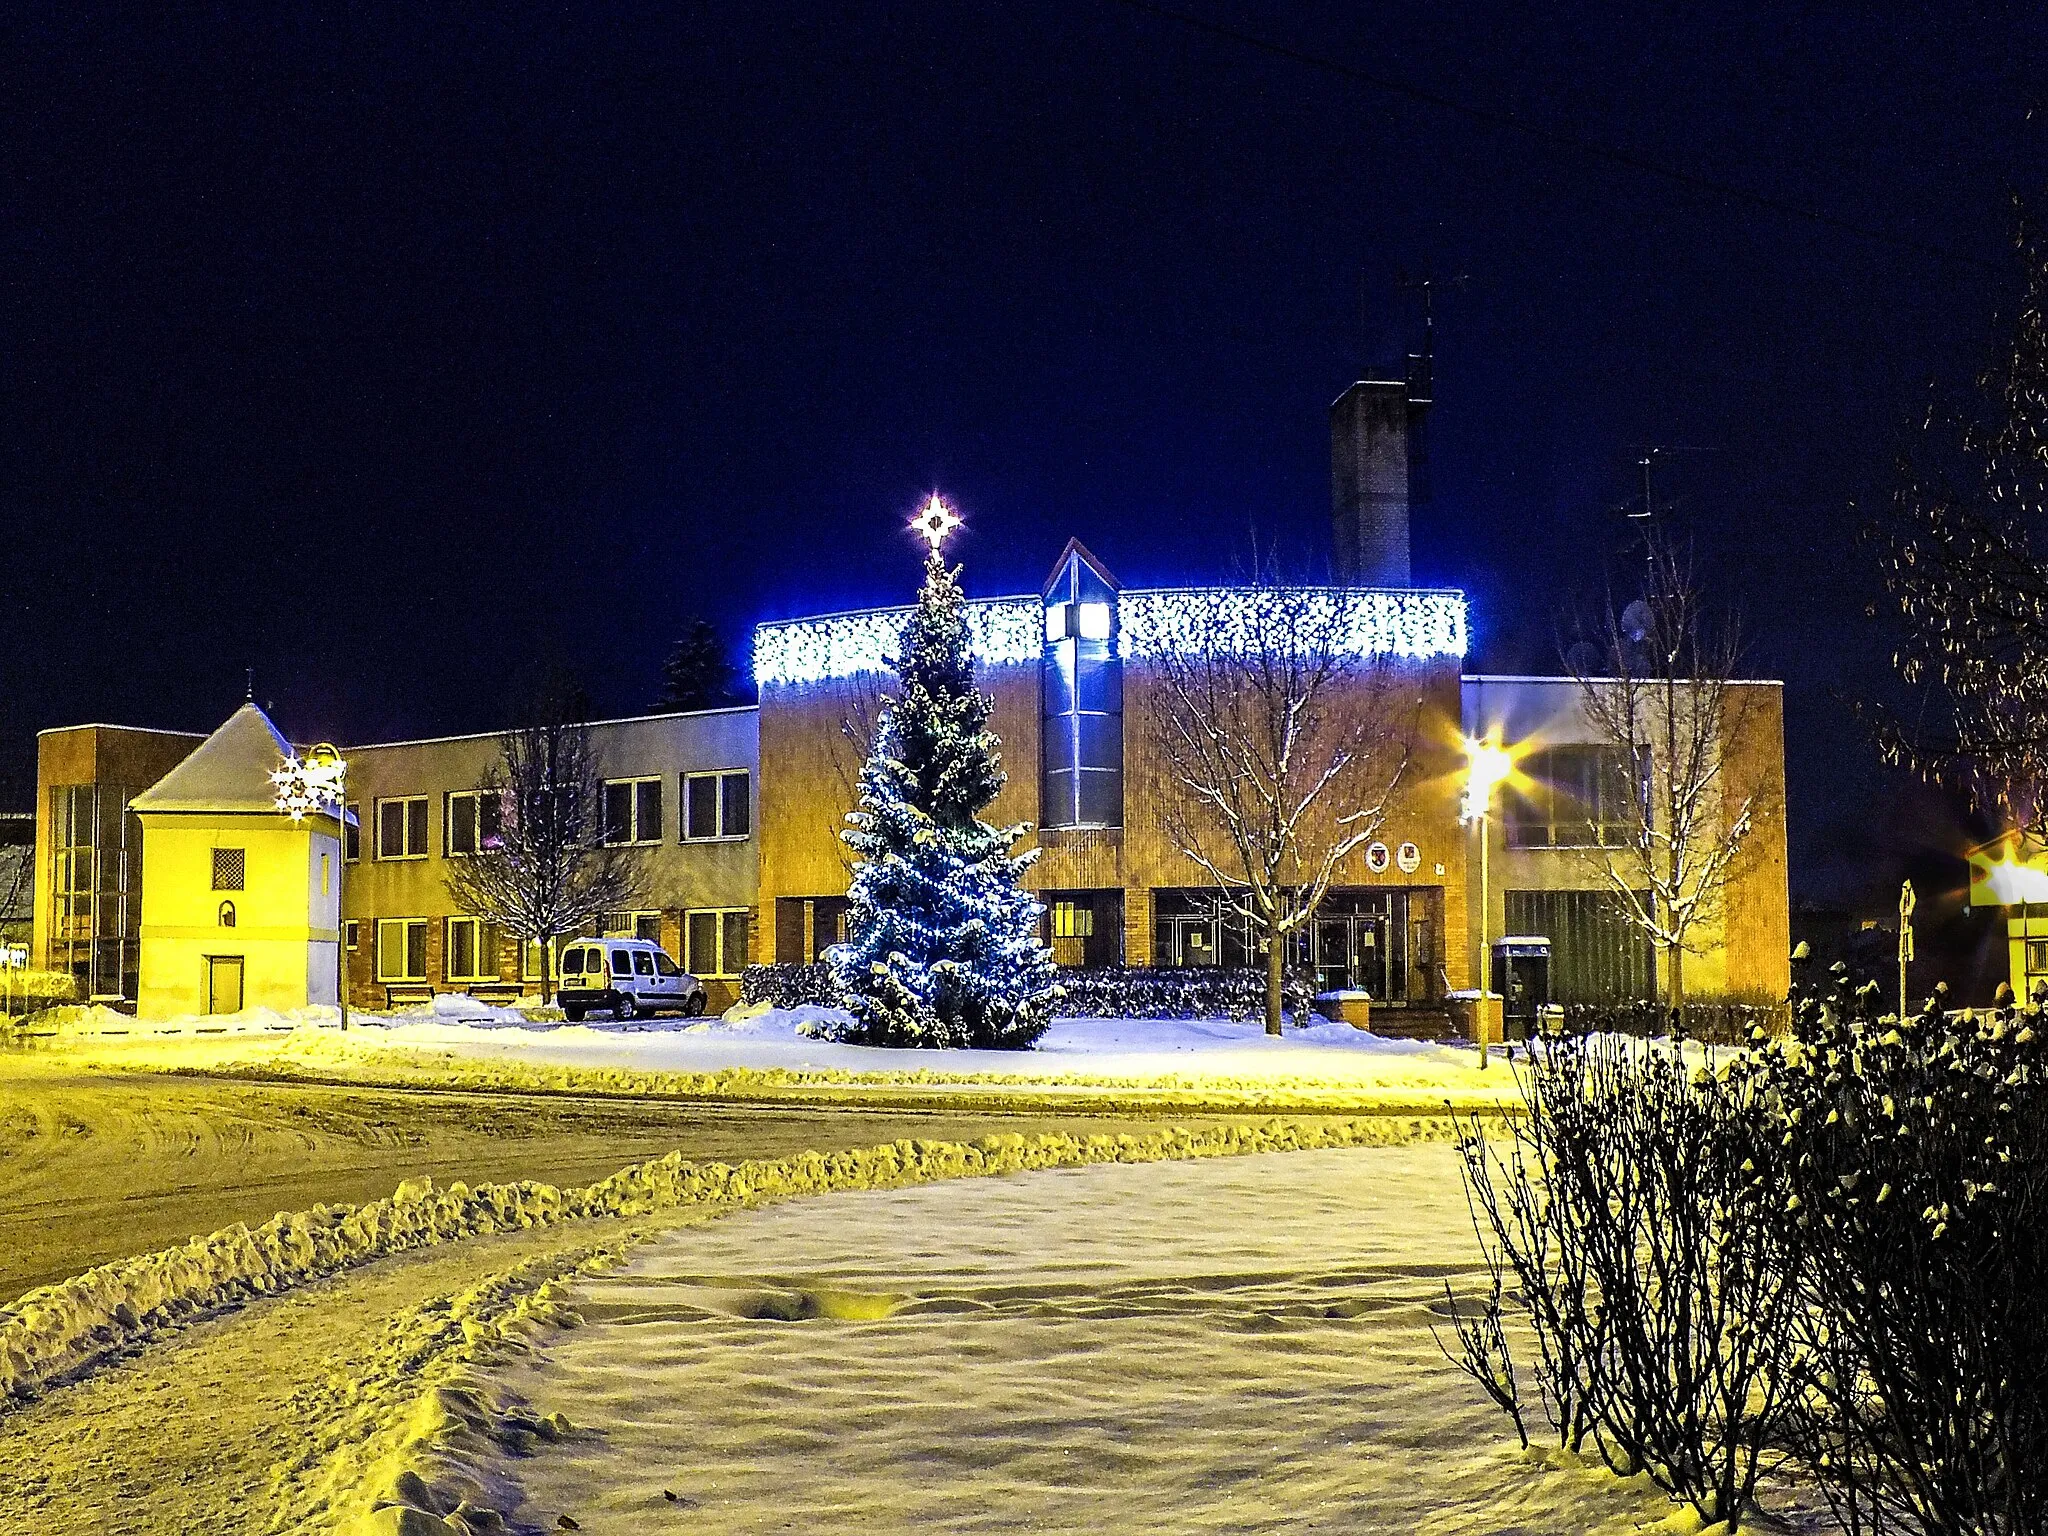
[827,540,1057,1048]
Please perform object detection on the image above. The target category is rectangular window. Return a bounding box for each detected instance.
[444,916,501,981]
[376,797,430,860]
[344,920,360,952]
[683,770,751,840]
[685,908,750,977]
[445,790,504,856]
[601,910,663,942]
[344,804,361,862]
[376,918,429,981]
[1504,746,1640,849]
[211,847,246,891]
[1051,899,1094,939]
[604,777,663,844]
[522,939,553,983]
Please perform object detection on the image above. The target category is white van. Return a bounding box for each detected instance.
[556,938,707,1022]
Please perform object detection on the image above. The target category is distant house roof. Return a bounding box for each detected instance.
[129,702,299,816]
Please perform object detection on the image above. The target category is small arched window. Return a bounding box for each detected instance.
[218,900,237,928]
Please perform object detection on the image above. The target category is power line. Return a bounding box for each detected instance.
[1107,0,2005,274]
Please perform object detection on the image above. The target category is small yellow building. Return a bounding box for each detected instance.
[131,703,347,1018]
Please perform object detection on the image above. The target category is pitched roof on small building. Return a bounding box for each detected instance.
[129,702,295,816]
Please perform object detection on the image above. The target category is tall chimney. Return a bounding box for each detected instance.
[1330,359,1429,586]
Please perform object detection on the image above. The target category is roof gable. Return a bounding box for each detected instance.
[129,703,295,815]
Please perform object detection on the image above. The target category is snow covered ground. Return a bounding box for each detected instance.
[18,1002,1519,1113]
[438,1145,1693,1535]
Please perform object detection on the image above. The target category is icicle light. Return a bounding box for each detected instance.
[754,586,1466,687]
[1117,588,1467,662]
[755,598,1043,687]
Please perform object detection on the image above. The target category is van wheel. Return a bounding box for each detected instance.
[564,1006,585,1023]
[614,994,638,1022]
[683,993,706,1018]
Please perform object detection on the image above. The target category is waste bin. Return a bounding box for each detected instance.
[1491,936,1552,1042]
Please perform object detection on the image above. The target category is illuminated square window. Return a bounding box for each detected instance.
[1077,602,1112,640]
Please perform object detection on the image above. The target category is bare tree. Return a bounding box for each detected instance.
[1867,219,2048,836]
[1566,533,1765,1014]
[1145,577,1421,1036]
[443,713,646,1002]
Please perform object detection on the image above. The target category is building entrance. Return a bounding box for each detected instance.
[1305,890,1415,1003]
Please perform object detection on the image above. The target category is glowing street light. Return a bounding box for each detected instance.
[909,493,963,556]
[1462,731,1516,1067]
[273,743,351,1032]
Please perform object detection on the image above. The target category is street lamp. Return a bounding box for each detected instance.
[1462,732,1514,1067]
[273,743,350,1032]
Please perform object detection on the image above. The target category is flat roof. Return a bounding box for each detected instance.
[36,722,207,739]
[346,703,759,753]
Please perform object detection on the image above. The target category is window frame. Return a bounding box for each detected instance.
[1503,745,1641,850]
[681,769,752,842]
[443,915,501,982]
[344,920,361,953]
[211,847,246,891]
[603,776,665,846]
[375,917,429,982]
[343,803,361,863]
[684,906,750,978]
[374,796,431,861]
[444,789,503,858]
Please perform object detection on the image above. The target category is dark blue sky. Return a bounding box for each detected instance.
[4,3,2044,904]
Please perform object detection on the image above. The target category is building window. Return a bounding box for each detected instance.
[217,900,236,928]
[1051,900,1094,939]
[211,847,246,890]
[344,804,361,862]
[345,920,360,952]
[523,938,554,982]
[686,908,749,977]
[1504,746,1641,849]
[601,910,664,942]
[683,770,751,840]
[444,916,502,982]
[376,797,430,860]
[1041,554,1123,828]
[376,918,429,982]
[604,777,663,845]
[446,790,503,857]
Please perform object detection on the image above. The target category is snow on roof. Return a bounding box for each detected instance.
[129,702,296,816]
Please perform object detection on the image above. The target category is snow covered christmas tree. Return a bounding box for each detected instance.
[826,499,1058,1048]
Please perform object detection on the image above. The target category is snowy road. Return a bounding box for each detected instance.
[456,1144,1678,1535]
[0,1052,1272,1300]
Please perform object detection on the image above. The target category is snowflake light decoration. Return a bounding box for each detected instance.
[272,745,347,821]
[909,493,963,555]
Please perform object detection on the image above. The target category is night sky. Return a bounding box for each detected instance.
[5,4,2044,909]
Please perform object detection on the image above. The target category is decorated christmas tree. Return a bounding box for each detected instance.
[826,498,1058,1048]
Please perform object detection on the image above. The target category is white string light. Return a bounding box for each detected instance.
[755,598,1042,687]
[1118,587,1468,662]
[754,585,1467,687]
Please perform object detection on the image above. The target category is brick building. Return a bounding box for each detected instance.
[29,372,1788,1018]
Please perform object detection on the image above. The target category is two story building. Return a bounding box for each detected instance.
[28,373,1789,1020]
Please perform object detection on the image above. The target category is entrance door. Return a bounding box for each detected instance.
[1308,891,1409,1002]
[207,955,244,1015]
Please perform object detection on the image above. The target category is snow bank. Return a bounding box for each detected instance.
[43,1007,1518,1117]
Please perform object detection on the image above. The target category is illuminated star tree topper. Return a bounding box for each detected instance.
[909,492,963,557]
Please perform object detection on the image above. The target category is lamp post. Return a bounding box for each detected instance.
[1462,732,1514,1068]
[273,744,350,1032]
